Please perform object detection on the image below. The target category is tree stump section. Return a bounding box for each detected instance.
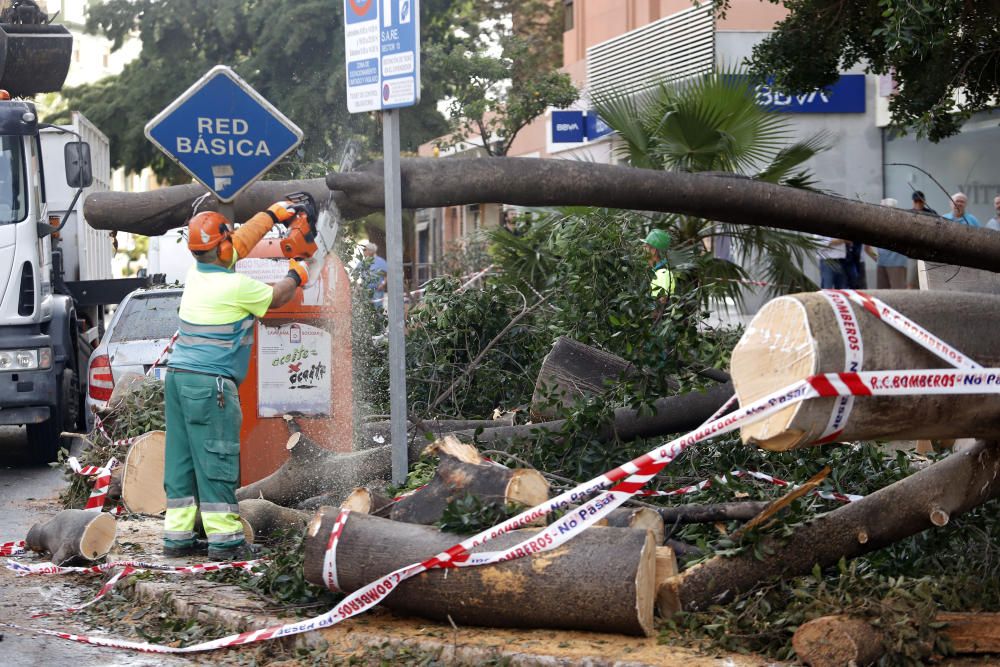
[338,487,394,516]
[303,508,657,636]
[121,431,166,515]
[26,510,117,565]
[389,437,549,525]
[237,499,308,541]
[792,615,884,667]
[531,336,642,419]
[235,431,426,507]
[730,291,1000,450]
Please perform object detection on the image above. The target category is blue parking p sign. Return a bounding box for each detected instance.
[144,66,303,202]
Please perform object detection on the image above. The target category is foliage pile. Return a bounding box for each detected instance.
[59,378,165,509]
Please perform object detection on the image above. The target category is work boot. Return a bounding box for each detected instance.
[162,539,209,558]
[207,541,261,562]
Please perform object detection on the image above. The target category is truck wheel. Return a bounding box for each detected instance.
[26,368,77,464]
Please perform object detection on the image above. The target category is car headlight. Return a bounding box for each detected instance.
[0,347,52,371]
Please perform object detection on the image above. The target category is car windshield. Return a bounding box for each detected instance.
[0,135,26,224]
[109,293,181,343]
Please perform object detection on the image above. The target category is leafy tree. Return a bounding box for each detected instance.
[56,0,459,179]
[425,0,578,156]
[712,0,1000,141]
[591,71,826,305]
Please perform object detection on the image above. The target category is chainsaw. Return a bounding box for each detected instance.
[278,143,355,268]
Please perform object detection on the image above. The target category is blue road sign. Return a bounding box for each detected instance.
[144,66,303,202]
[344,0,421,112]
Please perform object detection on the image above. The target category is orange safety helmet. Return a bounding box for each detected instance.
[187,211,234,264]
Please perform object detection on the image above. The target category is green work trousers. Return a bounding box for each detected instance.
[163,370,244,550]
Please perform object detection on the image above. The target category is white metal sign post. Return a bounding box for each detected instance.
[344,0,420,485]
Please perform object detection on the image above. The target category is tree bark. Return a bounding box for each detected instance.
[26,510,117,565]
[120,431,166,515]
[530,336,643,420]
[235,431,428,507]
[656,501,771,525]
[84,158,1000,270]
[302,508,657,636]
[389,437,549,525]
[237,499,308,541]
[730,291,1000,450]
[659,440,1000,612]
[450,382,734,446]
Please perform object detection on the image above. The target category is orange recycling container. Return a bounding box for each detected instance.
[233,237,353,484]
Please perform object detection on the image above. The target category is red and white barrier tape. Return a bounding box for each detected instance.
[67,456,118,512]
[147,330,179,376]
[636,469,863,503]
[0,540,25,556]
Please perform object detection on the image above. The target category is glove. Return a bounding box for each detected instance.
[267,200,297,225]
[286,259,309,287]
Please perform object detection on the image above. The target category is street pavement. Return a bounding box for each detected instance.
[0,426,190,667]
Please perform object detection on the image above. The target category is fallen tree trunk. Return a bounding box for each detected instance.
[656,501,771,525]
[237,499,308,541]
[235,431,428,507]
[531,336,642,420]
[337,486,394,515]
[84,159,1000,270]
[450,382,735,446]
[121,431,166,515]
[659,440,1000,612]
[730,291,1000,451]
[389,437,549,525]
[793,612,1000,665]
[302,508,657,636]
[26,510,117,565]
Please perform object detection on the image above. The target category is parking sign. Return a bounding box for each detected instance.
[344,0,420,112]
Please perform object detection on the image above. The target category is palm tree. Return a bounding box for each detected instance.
[591,70,828,306]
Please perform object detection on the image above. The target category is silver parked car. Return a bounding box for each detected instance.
[86,287,182,427]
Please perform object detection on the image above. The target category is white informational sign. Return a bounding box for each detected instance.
[236,257,325,306]
[344,0,421,112]
[256,322,332,417]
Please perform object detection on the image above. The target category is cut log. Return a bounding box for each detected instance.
[730,291,1000,451]
[450,382,735,447]
[26,510,117,565]
[237,499,308,541]
[303,508,657,636]
[792,613,1000,664]
[120,431,166,515]
[389,436,549,525]
[656,501,771,525]
[338,487,394,516]
[601,507,665,545]
[530,336,640,419]
[917,261,1000,294]
[792,615,884,667]
[235,431,428,507]
[659,440,1000,612]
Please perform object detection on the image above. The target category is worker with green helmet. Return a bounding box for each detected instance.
[643,229,675,300]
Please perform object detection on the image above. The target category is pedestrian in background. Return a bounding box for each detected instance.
[869,197,908,288]
[986,195,1000,231]
[363,242,388,309]
[907,191,936,288]
[942,192,980,227]
[816,235,847,289]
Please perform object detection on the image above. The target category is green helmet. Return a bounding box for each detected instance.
[643,229,671,252]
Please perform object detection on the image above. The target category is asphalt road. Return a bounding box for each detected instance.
[0,426,191,667]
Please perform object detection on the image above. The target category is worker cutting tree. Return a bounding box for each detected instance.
[162,201,311,560]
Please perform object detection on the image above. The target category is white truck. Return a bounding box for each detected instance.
[0,5,153,460]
